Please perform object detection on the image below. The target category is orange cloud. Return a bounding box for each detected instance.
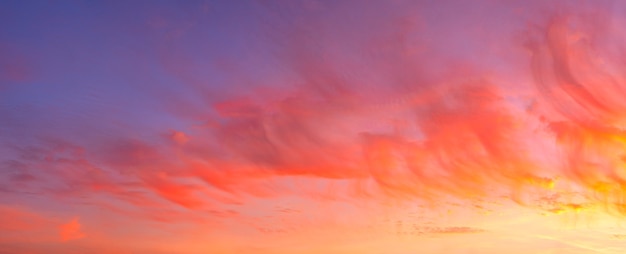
[171,131,189,145]
[59,217,85,242]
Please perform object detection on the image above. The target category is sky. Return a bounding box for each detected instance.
[3,0,626,253]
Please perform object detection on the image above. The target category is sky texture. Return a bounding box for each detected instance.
[3,0,626,253]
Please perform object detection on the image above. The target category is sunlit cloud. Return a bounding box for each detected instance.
[59,217,85,242]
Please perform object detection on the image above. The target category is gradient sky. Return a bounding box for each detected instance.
[3,0,626,253]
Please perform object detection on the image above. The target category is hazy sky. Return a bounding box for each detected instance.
[3,0,626,253]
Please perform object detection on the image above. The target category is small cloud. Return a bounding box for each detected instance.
[59,217,85,242]
[415,226,485,235]
[433,226,485,234]
[171,131,189,145]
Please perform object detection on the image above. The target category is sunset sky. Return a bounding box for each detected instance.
[3,0,626,253]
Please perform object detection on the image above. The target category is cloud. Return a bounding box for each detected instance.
[525,7,626,213]
[1,0,621,216]
[59,217,85,242]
